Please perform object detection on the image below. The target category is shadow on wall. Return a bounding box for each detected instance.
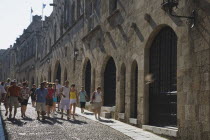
[117,25,129,42]
[106,32,117,49]
[144,13,158,29]
[131,23,144,42]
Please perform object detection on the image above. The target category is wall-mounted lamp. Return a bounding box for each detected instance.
[49,3,57,7]
[47,58,50,63]
[161,0,196,28]
[31,65,34,69]
[74,49,79,57]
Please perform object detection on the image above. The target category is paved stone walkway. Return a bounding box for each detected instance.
[0,103,132,140]
[76,108,168,140]
[0,102,168,140]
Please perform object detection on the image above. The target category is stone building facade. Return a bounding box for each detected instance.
[0,0,210,140]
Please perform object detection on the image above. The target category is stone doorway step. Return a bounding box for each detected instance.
[100,106,116,118]
[75,107,169,140]
[143,125,178,137]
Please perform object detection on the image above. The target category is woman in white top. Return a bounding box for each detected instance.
[60,80,70,120]
[91,87,103,120]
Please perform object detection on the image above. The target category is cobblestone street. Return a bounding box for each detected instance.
[0,102,132,140]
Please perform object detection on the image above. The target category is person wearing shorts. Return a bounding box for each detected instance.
[35,82,48,120]
[60,81,70,120]
[55,79,62,111]
[69,84,78,120]
[52,84,57,117]
[30,84,36,107]
[91,87,103,120]
[78,86,88,113]
[20,82,30,118]
[7,80,21,119]
[46,83,54,117]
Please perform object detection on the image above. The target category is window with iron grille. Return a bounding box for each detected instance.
[77,0,81,18]
[64,0,69,27]
[71,2,75,25]
[60,17,64,36]
[87,2,94,31]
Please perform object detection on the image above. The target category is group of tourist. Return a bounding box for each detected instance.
[0,78,103,121]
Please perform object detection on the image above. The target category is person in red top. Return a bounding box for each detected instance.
[46,83,54,117]
[7,80,21,119]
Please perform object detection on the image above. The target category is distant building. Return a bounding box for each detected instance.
[0,0,210,140]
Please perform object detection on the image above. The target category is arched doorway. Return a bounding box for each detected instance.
[40,76,43,83]
[31,77,34,87]
[104,57,116,107]
[36,77,38,86]
[55,62,61,83]
[64,68,67,84]
[85,60,91,97]
[130,60,138,118]
[48,67,52,82]
[149,26,177,126]
[119,63,126,113]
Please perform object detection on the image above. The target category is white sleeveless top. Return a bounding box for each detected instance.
[62,86,70,100]
[94,91,102,103]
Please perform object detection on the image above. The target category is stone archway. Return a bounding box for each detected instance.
[103,57,116,107]
[48,66,52,82]
[149,26,177,126]
[64,68,68,84]
[54,61,62,83]
[119,63,126,113]
[31,77,34,86]
[84,60,91,97]
[130,60,138,118]
[40,76,43,83]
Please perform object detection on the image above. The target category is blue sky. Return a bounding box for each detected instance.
[0,0,53,50]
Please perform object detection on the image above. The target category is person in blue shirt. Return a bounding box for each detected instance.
[35,82,48,120]
[78,86,88,113]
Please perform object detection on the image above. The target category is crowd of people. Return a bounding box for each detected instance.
[0,78,103,121]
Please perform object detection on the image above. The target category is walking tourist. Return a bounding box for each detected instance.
[20,82,30,118]
[46,83,54,117]
[7,80,21,119]
[52,83,57,117]
[35,82,48,120]
[69,84,78,120]
[30,84,37,107]
[78,86,88,113]
[59,80,70,120]
[5,78,11,87]
[0,82,6,103]
[91,87,102,120]
[55,79,62,111]
[2,81,10,116]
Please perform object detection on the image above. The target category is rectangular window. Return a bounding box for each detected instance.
[64,47,67,57]
[71,2,75,24]
[77,0,81,18]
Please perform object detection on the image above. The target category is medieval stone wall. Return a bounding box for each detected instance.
[1,0,210,140]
